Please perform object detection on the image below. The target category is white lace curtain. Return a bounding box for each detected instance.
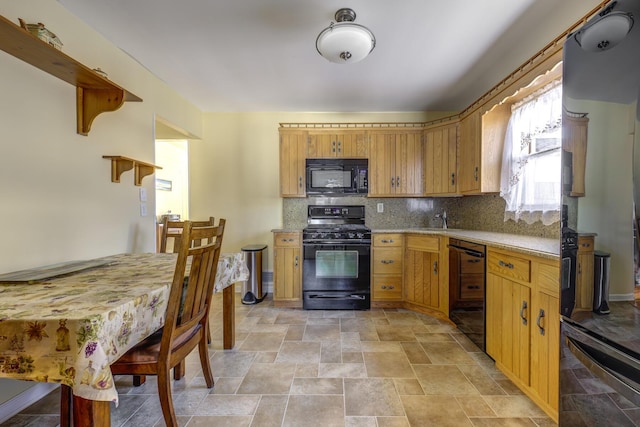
[499,81,562,225]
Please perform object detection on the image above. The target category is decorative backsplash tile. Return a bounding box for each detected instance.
[283,194,560,239]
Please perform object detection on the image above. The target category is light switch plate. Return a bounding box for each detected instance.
[139,187,147,202]
[140,203,147,217]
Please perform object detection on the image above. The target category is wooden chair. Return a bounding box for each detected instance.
[116,220,224,425]
[159,216,215,253]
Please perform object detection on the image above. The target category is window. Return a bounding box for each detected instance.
[499,81,562,225]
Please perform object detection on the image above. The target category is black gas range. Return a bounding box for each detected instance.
[302,206,371,310]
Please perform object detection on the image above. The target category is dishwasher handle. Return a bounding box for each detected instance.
[448,243,485,258]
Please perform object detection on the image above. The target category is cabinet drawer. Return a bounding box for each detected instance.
[274,232,301,247]
[406,235,439,251]
[372,275,403,300]
[578,236,594,252]
[373,234,403,247]
[459,273,484,300]
[373,248,403,274]
[459,252,485,274]
[487,250,531,283]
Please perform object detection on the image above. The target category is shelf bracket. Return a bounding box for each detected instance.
[103,156,162,186]
[77,87,126,136]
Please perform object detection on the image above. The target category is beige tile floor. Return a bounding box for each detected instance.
[2,294,556,427]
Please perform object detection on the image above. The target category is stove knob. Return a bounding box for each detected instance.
[348,232,355,239]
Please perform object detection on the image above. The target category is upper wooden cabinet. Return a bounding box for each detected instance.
[0,15,142,136]
[368,129,424,196]
[279,129,307,197]
[562,114,589,197]
[424,121,458,196]
[458,104,509,195]
[307,130,368,158]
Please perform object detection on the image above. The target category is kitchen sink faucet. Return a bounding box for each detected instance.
[434,211,448,229]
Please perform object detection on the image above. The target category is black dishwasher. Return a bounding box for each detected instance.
[448,238,486,351]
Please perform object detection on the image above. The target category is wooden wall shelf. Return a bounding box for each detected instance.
[0,14,142,135]
[103,156,161,186]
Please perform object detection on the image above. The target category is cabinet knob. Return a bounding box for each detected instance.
[299,176,303,188]
[433,261,438,274]
[396,176,400,187]
[381,260,395,264]
[498,260,514,269]
[451,172,455,186]
[294,255,299,267]
[474,166,479,181]
[391,177,395,187]
[380,239,394,244]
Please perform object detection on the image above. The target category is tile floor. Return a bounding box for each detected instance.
[2,294,556,427]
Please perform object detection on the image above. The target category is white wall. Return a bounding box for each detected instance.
[188,111,442,271]
[568,99,636,298]
[0,0,202,406]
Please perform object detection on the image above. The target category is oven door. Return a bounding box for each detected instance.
[302,243,370,309]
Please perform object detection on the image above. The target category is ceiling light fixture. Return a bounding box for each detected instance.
[575,3,634,52]
[316,8,376,64]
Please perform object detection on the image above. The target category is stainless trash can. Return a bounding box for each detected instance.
[241,244,267,305]
[593,250,611,315]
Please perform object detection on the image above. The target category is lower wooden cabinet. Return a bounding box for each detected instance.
[371,233,404,302]
[486,246,560,422]
[575,235,595,312]
[404,235,446,313]
[273,232,302,307]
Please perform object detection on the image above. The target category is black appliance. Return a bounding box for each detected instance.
[305,159,368,196]
[560,1,640,422]
[560,205,579,318]
[302,205,371,310]
[448,238,486,351]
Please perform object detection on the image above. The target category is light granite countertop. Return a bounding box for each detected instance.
[272,227,560,260]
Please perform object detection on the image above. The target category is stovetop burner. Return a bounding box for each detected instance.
[303,205,370,243]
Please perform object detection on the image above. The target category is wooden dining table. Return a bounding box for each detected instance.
[0,252,248,426]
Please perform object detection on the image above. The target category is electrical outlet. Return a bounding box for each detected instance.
[139,187,147,202]
[377,203,384,213]
[140,203,147,217]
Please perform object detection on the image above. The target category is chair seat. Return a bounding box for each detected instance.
[111,324,202,369]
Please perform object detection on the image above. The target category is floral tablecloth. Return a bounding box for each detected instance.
[0,252,248,404]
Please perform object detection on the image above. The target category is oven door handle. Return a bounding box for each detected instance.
[308,294,366,300]
[447,243,485,258]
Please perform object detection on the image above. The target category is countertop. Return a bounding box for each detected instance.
[271,227,560,260]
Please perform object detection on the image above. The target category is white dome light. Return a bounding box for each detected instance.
[576,11,634,52]
[316,8,376,64]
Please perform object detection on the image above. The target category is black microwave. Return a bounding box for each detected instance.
[306,159,368,196]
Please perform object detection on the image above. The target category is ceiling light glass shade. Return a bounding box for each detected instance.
[576,11,634,52]
[316,9,376,64]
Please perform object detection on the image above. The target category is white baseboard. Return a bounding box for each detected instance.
[609,293,635,301]
[0,383,58,423]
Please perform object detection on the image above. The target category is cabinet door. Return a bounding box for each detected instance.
[279,130,307,197]
[562,115,588,197]
[425,123,457,195]
[307,132,367,158]
[531,291,559,413]
[273,246,301,302]
[394,131,424,195]
[458,111,481,194]
[576,250,594,311]
[369,132,396,196]
[486,273,531,386]
[405,249,439,309]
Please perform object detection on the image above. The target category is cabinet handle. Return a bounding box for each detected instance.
[451,172,455,186]
[337,140,341,154]
[332,140,336,153]
[391,177,395,187]
[294,255,299,268]
[299,176,303,188]
[433,261,438,274]
[381,260,395,264]
[381,285,395,290]
[498,260,514,269]
[380,239,394,244]
[466,259,481,263]
[520,301,528,325]
[396,176,400,187]
[536,308,545,336]
[281,238,294,243]
[474,166,479,181]
[466,285,480,289]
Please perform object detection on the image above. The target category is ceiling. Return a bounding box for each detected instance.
[58,0,604,113]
